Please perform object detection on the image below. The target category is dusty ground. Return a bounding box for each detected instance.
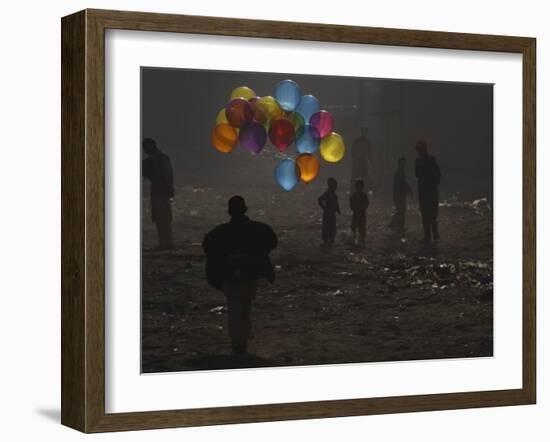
[141,184,493,373]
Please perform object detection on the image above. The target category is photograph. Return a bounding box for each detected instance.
[140,67,494,373]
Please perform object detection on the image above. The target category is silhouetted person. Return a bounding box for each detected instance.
[389,157,413,233]
[349,179,369,248]
[142,138,175,250]
[414,140,441,243]
[318,178,341,247]
[351,127,375,192]
[203,196,277,355]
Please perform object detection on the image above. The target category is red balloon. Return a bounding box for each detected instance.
[269,118,295,151]
[225,98,253,129]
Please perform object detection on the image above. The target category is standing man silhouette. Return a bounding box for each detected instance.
[203,196,278,355]
[414,140,441,243]
[142,138,175,250]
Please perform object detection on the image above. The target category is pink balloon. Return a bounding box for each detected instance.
[309,110,334,139]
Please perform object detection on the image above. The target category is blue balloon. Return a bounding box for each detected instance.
[275,159,299,191]
[296,124,321,154]
[296,95,321,122]
[274,80,301,112]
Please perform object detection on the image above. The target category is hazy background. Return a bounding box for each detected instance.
[141,67,493,201]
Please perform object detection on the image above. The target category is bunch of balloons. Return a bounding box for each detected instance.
[211,80,346,191]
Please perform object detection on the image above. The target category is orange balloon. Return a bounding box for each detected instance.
[211,123,238,153]
[296,153,320,183]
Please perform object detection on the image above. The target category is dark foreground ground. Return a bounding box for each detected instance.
[141,185,493,373]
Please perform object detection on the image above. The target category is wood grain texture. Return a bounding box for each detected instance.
[61,10,86,432]
[90,389,531,433]
[522,38,536,403]
[84,10,107,433]
[60,8,537,433]
[89,8,532,52]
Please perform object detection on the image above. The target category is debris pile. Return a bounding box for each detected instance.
[369,257,493,293]
[439,195,492,214]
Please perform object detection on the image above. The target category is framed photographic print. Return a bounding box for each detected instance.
[61,9,536,433]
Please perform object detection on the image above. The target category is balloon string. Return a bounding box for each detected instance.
[274,151,295,161]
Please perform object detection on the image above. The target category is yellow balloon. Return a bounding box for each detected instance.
[249,97,268,125]
[320,132,346,163]
[211,123,238,153]
[215,108,239,134]
[215,108,228,125]
[230,86,256,100]
[256,96,283,123]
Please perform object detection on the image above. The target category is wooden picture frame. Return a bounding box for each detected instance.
[61,8,536,433]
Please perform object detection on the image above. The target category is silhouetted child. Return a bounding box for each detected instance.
[390,157,413,234]
[318,178,341,247]
[349,179,369,247]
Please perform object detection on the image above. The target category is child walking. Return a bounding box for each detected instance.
[349,179,370,247]
[318,177,341,247]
